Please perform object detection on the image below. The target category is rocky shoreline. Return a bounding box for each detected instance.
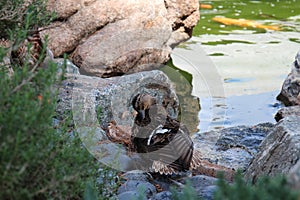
[53,53,300,199]
[2,0,299,199]
[47,0,300,198]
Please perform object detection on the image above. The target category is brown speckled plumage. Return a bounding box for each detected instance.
[105,93,235,179]
[131,93,203,175]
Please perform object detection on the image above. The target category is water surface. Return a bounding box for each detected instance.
[168,0,300,132]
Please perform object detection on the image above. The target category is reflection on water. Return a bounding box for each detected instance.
[166,0,300,132]
[160,62,200,133]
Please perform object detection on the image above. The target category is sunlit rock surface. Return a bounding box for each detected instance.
[42,0,199,77]
[245,116,300,184]
[277,51,300,106]
[192,123,274,171]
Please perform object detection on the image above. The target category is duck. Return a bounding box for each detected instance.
[105,93,235,179]
[131,93,203,175]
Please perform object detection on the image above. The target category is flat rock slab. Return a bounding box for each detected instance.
[192,123,274,171]
[245,116,300,183]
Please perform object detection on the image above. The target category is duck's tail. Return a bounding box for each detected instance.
[190,149,235,181]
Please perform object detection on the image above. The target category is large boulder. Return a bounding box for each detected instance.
[56,60,179,128]
[244,116,300,184]
[41,0,200,77]
[55,60,180,171]
[277,51,300,106]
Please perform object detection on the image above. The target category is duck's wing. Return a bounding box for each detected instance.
[145,128,194,173]
[151,160,178,175]
[189,149,203,169]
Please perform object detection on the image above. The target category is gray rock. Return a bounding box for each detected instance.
[117,180,157,198]
[42,0,200,77]
[188,175,218,188]
[122,170,151,182]
[192,123,274,170]
[55,58,80,75]
[244,116,300,183]
[118,191,144,200]
[55,70,178,172]
[277,51,300,106]
[199,185,217,200]
[187,175,218,200]
[288,159,300,190]
[275,105,300,121]
[151,191,172,200]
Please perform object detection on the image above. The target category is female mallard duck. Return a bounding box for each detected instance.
[131,93,202,175]
[105,93,235,179]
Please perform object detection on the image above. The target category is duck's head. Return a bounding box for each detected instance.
[133,93,156,120]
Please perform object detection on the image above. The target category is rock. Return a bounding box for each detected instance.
[122,170,151,182]
[56,58,80,75]
[41,0,200,77]
[55,69,179,171]
[192,123,274,171]
[188,175,218,189]
[187,175,218,199]
[46,0,96,19]
[151,191,173,200]
[277,51,300,106]
[118,191,144,200]
[199,185,217,200]
[244,116,300,183]
[117,180,157,198]
[274,105,300,121]
[288,160,300,190]
[70,70,179,130]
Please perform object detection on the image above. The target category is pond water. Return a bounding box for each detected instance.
[167,0,300,133]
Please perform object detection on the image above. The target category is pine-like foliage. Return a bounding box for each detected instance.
[0,1,119,199]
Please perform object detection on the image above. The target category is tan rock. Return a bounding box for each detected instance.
[41,0,200,77]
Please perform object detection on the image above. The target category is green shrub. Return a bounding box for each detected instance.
[0,1,118,199]
[0,0,54,38]
[215,172,300,200]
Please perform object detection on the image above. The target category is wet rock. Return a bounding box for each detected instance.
[117,180,157,198]
[277,51,300,106]
[244,116,300,183]
[274,105,300,121]
[192,123,274,171]
[42,0,199,77]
